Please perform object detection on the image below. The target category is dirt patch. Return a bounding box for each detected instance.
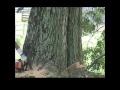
[15,69,50,78]
[15,61,58,78]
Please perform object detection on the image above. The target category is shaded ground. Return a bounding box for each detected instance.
[15,69,50,78]
[15,70,105,78]
[15,61,105,78]
[15,61,62,78]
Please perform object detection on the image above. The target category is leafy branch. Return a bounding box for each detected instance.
[86,25,104,48]
[87,53,105,69]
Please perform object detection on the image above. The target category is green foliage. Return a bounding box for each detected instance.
[82,7,105,36]
[82,7,105,75]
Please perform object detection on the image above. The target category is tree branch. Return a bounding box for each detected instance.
[87,53,105,69]
[86,25,104,47]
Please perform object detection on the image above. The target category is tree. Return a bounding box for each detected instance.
[23,7,84,77]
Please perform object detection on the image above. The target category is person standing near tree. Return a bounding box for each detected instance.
[15,41,27,70]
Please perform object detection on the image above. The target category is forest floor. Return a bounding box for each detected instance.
[15,69,52,78]
[15,61,61,78]
[15,61,105,78]
[15,68,105,78]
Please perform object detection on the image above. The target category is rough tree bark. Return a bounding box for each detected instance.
[23,7,84,77]
[66,7,83,66]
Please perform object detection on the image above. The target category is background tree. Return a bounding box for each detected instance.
[23,7,84,77]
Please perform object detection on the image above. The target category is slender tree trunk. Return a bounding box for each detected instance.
[66,7,83,66]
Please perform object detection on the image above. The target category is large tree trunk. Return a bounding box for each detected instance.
[66,7,83,66]
[23,7,84,77]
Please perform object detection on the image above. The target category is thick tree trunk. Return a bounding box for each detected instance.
[23,7,84,77]
[23,7,68,70]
